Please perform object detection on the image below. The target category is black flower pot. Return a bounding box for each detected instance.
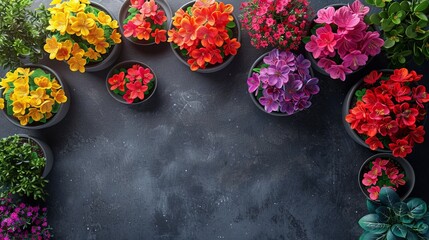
[358,153,415,201]
[16,134,54,178]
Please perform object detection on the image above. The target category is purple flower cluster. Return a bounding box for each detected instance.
[247,49,320,114]
[0,196,52,239]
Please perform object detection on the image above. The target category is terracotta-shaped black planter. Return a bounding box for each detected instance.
[0,64,70,130]
[169,1,241,73]
[358,153,415,201]
[119,0,172,45]
[85,2,122,72]
[106,60,157,105]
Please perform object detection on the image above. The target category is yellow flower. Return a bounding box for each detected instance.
[109,20,119,29]
[28,108,44,121]
[51,80,62,90]
[97,11,112,25]
[16,114,30,126]
[13,84,30,99]
[12,99,28,115]
[34,76,53,89]
[16,68,34,82]
[29,88,48,107]
[94,40,109,54]
[84,47,101,60]
[110,29,122,44]
[50,0,62,5]
[47,11,69,35]
[51,89,68,103]
[65,0,85,12]
[67,54,86,73]
[84,27,105,44]
[70,12,95,36]
[0,98,4,109]
[55,40,73,61]
[80,0,90,4]
[39,99,55,114]
[45,112,53,120]
[44,37,62,59]
[71,43,85,56]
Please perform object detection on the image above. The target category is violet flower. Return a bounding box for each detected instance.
[247,72,260,94]
[295,54,311,76]
[259,95,280,113]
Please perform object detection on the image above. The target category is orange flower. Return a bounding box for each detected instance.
[193,7,211,25]
[190,47,212,68]
[151,29,167,44]
[208,11,230,30]
[196,26,219,47]
[223,38,241,56]
[216,2,234,16]
[194,0,215,8]
[56,40,73,61]
[172,9,189,27]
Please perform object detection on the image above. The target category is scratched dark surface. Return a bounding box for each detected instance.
[1,0,428,239]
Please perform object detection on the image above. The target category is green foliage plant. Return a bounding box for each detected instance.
[366,0,429,66]
[0,135,48,200]
[358,187,429,240]
[0,0,50,69]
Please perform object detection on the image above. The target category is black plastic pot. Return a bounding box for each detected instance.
[358,153,415,201]
[169,1,241,73]
[0,64,71,130]
[106,60,157,105]
[119,0,172,46]
[17,134,54,178]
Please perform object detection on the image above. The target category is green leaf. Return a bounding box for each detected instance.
[379,11,388,19]
[406,230,419,240]
[415,12,428,21]
[227,28,233,39]
[376,206,392,222]
[302,36,310,44]
[381,18,394,31]
[226,21,236,28]
[400,215,413,224]
[359,214,391,234]
[415,222,429,234]
[388,2,401,16]
[407,198,427,219]
[386,229,399,240]
[359,231,385,240]
[400,1,410,11]
[391,224,407,238]
[375,0,385,8]
[367,199,381,213]
[393,202,409,217]
[379,187,400,207]
[370,13,382,24]
[406,24,418,38]
[366,0,375,5]
[414,1,429,12]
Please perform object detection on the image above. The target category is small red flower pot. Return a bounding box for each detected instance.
[358,153,415,201]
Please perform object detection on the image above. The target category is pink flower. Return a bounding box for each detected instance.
[361,31,384,56]
[367,186,381,200]
[336,36,357,57]
[342,50,368,70]
[349,0,370,20]
[123,21,137,38]
[326,64,352,81]
[316,31,337,53]
[333,6,360,31]
[373,158,389,171]
[266,17,275,27]
[317,58,336,70]
[362,173,377,186]
[305,35,323,59]
[314,6,335,24]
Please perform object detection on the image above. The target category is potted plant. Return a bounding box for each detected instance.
[344,69,428,157]
[0,0,50,70]
[239,0,311,50]
[44,0,122,73]
[304,0,384,81]
[119,0,172,45]
[247,49,320,116]
[0,134,53,201]
[358,187,429,239]
[0,65,70,129]
[0,195,52,239]
[168,0,242,73]
[366,0,429,66]
[106,60,157,104]
[359,153,414,201]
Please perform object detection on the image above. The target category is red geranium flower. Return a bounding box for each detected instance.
[412,85,429,108]
[389,139,412,158]
[393,102,419,127]
[407,125,425,144]
[365,136,384,150]
[126,81,149,101]
[108,72,125,91]
[369,102,390,120]
[363,70,382,84]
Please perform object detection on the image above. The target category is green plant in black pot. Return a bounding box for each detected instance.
[0,135,48,200]
[358,187,429,240]
[366,0,429,66]
[0,0,50,69]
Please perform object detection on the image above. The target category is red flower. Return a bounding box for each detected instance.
[367,186,381,200]
[190,47,212,68]
[407,125,425,144]
[365,136,384,150]
[108,72,125,92]
[393,102,419,127]
[379,119,399,137]
[412,85,429,108]
[362,173,377,186]
[151,10,167,25]
[389,139,412,158]
[360,120,379,137]
[363,70,382,84]
[196,26,220,47]
[223,38,241,56]
[390,68,413,82]
[151,29,167,44]
[391,83,411,103]
[369,102,390,120]
[126,81,148,101]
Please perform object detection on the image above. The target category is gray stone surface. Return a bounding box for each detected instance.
[1,0,428,239]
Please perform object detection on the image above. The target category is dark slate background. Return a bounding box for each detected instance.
[1,0,428,239]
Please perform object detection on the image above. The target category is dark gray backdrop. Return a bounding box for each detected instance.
[1,0,428,239]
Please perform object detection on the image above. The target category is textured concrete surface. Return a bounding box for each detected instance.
[1,0,429,239]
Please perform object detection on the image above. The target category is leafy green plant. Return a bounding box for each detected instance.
[358,187,429,240]
[0,0,50,69]
[366,0,429,66]
[0,135,48,200]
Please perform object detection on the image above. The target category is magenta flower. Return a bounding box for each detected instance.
[342,50,368,70]
[247,73,260,94]
[266,62,290,88]
[349,0,370,20]
[367,186,381,200]
[303,77,320,95]
[361,31,385,56]
[305,35,323,59]
[314,6,335,24]
[333,6,360,31]
[259,95,279,113]
[336,36,358,57]
[317,58,336,70]
[326,64,352,81]
[315,25,338,53]
[280,100,295,115]
[295,54,311,76]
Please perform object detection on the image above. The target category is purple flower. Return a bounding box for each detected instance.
[303,77,320,95]
[317,58,336,70]
[326,64,352,81]
[266,62,290,88]
[336,36,358,58]
[277,51,296,71]
[333,6,360,31]
[295,54,311,76]
[259,95,279,113]
[361,31,384,56]
[295,96,312,110]
[283,75,304,101]
[263,49,281,65]
[263,86,284,101]
[280,100,296,115]
[247,72,260,94]
[342,50,368,70]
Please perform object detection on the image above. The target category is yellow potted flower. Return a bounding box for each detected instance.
[0,65,70,129]
[44,0,122,73]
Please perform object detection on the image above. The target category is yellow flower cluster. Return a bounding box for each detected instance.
[44,0,122,73]
[0,68,68,126]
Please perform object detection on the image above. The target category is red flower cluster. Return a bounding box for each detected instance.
[240,0,311,50]
[346,68,429,157]
[108,64,155,104]
[362,157,405,200]
[168,0,241,71]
